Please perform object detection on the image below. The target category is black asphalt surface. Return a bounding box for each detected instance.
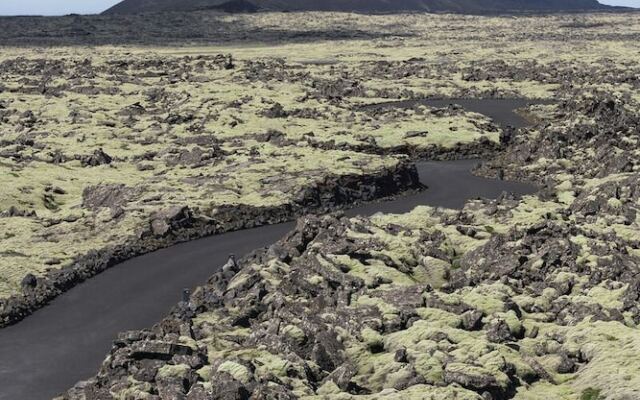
[361,98,552,128]
[0,222,296,400]
[0,102,539,400]
[348,160,535,217]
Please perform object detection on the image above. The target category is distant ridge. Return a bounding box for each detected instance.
[103,0,615,15]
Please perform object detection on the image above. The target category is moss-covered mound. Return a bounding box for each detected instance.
[62,203,640,399]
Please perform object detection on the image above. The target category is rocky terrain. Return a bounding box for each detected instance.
[11,10,632,326]
[0,10,638,47]
[1,11,560,326]
[39,11,640,400]
[0,50,430,326]
[64,199,640,399]
[103,0,616,15]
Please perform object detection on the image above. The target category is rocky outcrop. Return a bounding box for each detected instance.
[57,78,640,399]
[0,206,37,218]
[0,161,420,328]
[309,134,500,161]
[62,198,640,399]
[79,148,113,167]
[476,93,640,183]
[82,184,137,212]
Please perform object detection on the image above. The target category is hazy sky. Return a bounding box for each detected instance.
[602,0,640,6]
[0,0,121,16]
[0,0,637,16]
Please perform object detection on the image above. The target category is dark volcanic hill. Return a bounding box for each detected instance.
[103,0,613,14]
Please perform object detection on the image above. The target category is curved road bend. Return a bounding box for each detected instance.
[360,98,552,129]
[0,160,535,400]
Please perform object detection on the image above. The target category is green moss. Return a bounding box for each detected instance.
[514,381,577,399]
[362,327,385,352]
[156,364,190,380]
[500,310,523,337]
[445,362,505,387]
[111,377,155,400]
[305,275,324,285]
[607,198,622,209]
[316,380,342,395]
[196,365,214,382]
[282,324,307,345]
[413,256,449,288]
[7,16,640,400]
[306,383,482,399]
[413,308,462,329]
[217,361,251,383]
[338,255,415,288]
[413,353,445,384]
[457,283,511,315]
[0,48,413,300]
[353,294,399,317]
[580,388,601,400]
[252,351,290,379]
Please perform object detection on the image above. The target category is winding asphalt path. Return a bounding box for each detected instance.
[0,100,542,399]
[361,98,551,129]
[0,161,535,400]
